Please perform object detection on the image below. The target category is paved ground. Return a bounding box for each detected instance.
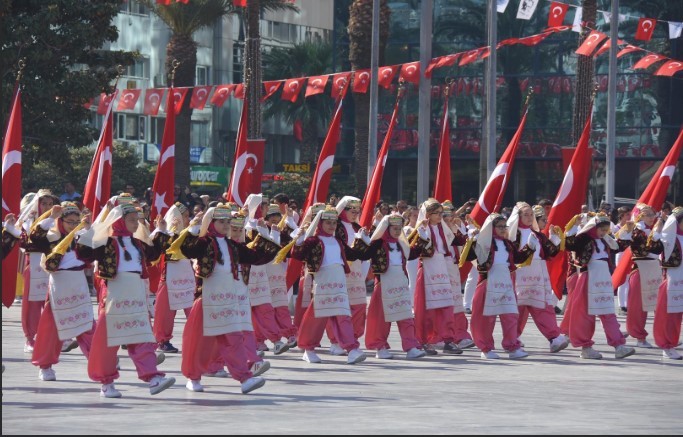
[2,297,681,435]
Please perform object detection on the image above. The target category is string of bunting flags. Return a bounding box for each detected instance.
[90,23,681,116]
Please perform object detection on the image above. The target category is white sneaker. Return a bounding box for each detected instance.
[256,350,265,358]
[250,360,271,377]
[149,375,175,395]
[329,343,346,356]
[302,350,322,363]
[636,339,654,349]
[580,347,603,360]
[517,337,525,348]
[434,341,445,348]
[480,351,500,360]
[508,349,529,360]
[203,369,230,378]
[550,334,570,353]
[241,377,265,394]
[23,341,34,354]
[406,347,427,360]
[375,348,394,360]
[347,348,366,365]
[156,351,166,365]
[286,336,297,348]
[457,339,475,349]
[186,379,204,392]
[273,341,290,356]
[61,339,79,353]
[662,348,682,360]
[615,345,636,359]
[100,383,122,398]
[39,368,56,381]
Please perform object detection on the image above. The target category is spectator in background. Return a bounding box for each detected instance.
[379,202,391,216]
[580,204,589,213]
[59,182,81,202]
[599,202,612,216]
[288,199,301,222]
[661,201,673,218]
[328,193,339,207]
[125,183,137,198]
[192,204,205,217]
[273,193,290,215]
[396,199,409,215]
[538,198,553,218]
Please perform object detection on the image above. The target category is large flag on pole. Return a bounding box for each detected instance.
[469,109,529,227]
[2,85,22,308]
[151,87,176,221]
[544,114,594,299]
[83,91,117,220]
[226,100,265,207]
[612,127,683,289]
[433,88,452,202]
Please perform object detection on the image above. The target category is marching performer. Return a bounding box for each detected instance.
[507,203,569,353]
[29,203,96,381]
[564,214,636,360]
[463,213,533,359]
[402,206,419,307]
[614,207,632,314]
[290,205,367,365]
[656,206,683,360]
[617,203,664,349]
[176,205,279,394]
[2,213,21,260]
[153,202,196,353]
[355,213,427,359]
[75,203,176,398]
[292,203,326,328]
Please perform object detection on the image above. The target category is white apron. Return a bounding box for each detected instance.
[28,252,49,302]
[267,262,289,308]
[312,264,351,318]
[301,270,313,308]
[665,265,683,314]
[633,259,662,312]
[248,264,272,307]
[421,253,454,310]
[346,260,368,306]
[104,272,155,347]
[165,259,196,311]
[380,265,414,322]
[483,263,518,316]
[202,270,252,336]
[515,259,551,309]
[586,260,615,316]
[48,270,94,340]
[445,256,465,313]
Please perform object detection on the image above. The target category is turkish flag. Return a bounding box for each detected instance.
[655,60,683,77]
[359,93,402,229]
[97,92,115,115]
[83,94,116,220]
[305,75,329,97]
[399,61,420,84]
[2,86,22,308]
[234,83,245,100]
[433,95,452,202]
[612,128,683,289]
[352,69,371,94]
[116,89,141,111]
[262,80,283,101]
[593,39,617,58]
[282,78,306,103]
[575,31,608,56]
[617,45,642,58]
[635,18,657,41]
[189,86,213,110]
[544,115,594,299]
[151,88,176,221]
[331,72,351,99]
[547,2,569,27]
[226,101,266,207]
[167,87,189,115]
[378,66,397,89]
[633,53,666,70]
[210,84,235,106]
[143,88,166,115]
[469,110,528,227]
[233,0,246,7]
[425,54,461,78]
[459,49,481,66]
[516,32,554,46]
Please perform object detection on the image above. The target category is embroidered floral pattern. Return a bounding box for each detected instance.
[114,299,146,309]
[387,299,412,310]
[319,282,345,291]
[55,293,88,306]
[58,311,90,326]
[114,319,147,330]
[318,296,347,305]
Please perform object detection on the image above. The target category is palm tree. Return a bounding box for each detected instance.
[262,41,334,164]
[348,0,391,192]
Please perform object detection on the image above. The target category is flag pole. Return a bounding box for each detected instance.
[367,0,380,185]
[605,0,619,205]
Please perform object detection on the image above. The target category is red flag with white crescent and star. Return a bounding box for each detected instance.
[655,61,683,77]
[116,89,141,111]
[331,72,351,99]
[433,90,452,202]
[282,78,306,103]
[547,2,569,27]
[262,80,283,101]
[2,85,22,308]
[144,88,166,115]
[168,87,189,115]
[635,17,657,41]
[226,100,265,207]
[378,66,398,89]
[305,75,329,98]
[352,69,371,94]
[633,53,666,70]
[151,88,176,221]
[190,86,213,110]
[575,31,608,57]
[97,92,115,115]
[210,84,235,106]
[399,61,420,84]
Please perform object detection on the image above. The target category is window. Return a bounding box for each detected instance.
[125,59,148,79]
[120,0,148,16]
[196,66,209,86]
[233,45,244,84]
[115,113,142,141]
[191,122,210,148]
[150,117,165,145]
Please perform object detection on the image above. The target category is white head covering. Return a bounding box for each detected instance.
[303,206,338,241]
[507,202,539,241]
[577,215,610,236]
[662,208,683,261]
[371,213,410,258]
[244,193,263,220]
[199,207,217,238]
[418,198,455,253]
[164,203,186,234]
[474,214,503,264]
[335,196,361,216]
[86,205,125,248]
[18,189,52,224]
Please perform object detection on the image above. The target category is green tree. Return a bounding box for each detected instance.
[1,0,136,177]
[262,41,334,164]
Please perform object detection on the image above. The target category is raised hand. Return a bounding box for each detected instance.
[50,205,62,219]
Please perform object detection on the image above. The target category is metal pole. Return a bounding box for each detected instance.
[605,0,618,205]
[417,0,433,203]
[482,0,497,188]
[367,0,380,184]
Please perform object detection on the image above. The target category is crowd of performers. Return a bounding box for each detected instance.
[2,189,682,398]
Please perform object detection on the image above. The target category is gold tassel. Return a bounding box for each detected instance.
[564,214,579,233]
[277,214,288,232]
[407,228,419,245]
[166,229,190,260]
[30,209,53,232]
[458,238,474,268]
[555,226,566,252]
[516,253,534,269]
[50,222,86,256]
[247,234,260,249]
[274,239,296,264]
